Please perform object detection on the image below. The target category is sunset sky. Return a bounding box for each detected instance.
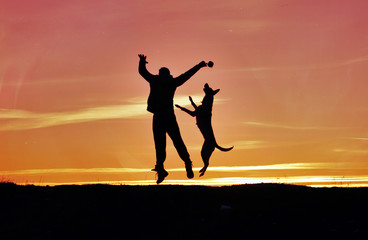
[1,0,368,187]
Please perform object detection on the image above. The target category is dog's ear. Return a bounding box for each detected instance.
[213,89,220,95]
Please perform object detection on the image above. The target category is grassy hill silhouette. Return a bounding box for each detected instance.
[1,183,368,239]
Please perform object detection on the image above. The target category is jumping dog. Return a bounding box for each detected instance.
[176,83,233,176]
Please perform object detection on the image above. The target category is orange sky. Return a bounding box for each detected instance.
[1,0,368,187]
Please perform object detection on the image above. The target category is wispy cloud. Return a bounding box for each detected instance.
[333,149,368,154]
[0,95,229,131]
[191,140,266,151]
[230,140,269,150]
[0,168,148,175]
[337,55,368,67]
[231,55,368,72]
[207,19,272,34]
[0,104,148,131]
[174,94,229,106]
[244,121,339,131]
[204,163,329,171]
[350,137,368,141]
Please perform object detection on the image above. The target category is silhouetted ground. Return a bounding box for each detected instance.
[1,183,368,239]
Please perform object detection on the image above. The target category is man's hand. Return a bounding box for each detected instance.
[199,61,207,68]
[138,54,148,64]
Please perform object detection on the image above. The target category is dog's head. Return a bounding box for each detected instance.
[203,83,220,96]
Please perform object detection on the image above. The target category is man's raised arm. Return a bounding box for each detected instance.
[175,61,207,86]
[138,54,154,82]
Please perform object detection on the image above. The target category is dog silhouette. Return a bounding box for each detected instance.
[176,83,233,176]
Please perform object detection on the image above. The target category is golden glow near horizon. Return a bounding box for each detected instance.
[1,0,368,187]
[0,163,332,175]
[6,176,368,188]
[2,162,368,187]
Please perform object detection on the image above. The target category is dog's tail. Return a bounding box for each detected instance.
[216,144,234,152]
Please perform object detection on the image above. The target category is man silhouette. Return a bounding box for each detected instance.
[138,54,207,184]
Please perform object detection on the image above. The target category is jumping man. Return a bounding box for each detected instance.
[138,54,207,184]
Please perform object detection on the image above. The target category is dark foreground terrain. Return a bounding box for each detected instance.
[1,183,368,239]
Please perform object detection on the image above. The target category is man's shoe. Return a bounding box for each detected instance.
[152,168,168,184]
[185,161,194,179]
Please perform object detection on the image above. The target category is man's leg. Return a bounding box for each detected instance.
[152,114,168,184]
[166,114,194,179]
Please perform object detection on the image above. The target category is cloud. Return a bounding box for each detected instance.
[0,104,148,131]
[0,168,149,175]
[174,94,229,106]
[350,137,368,141]
[207,19,272,34]
[189,140,265,151]
[204,163,329,171]
[232,55,368,72]
[230,140,269,150]
[0,94,229,131]
[338,55,368,67]
[244,121,339,131]
[333,149,368,155]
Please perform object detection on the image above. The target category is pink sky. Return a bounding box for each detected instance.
[1,0,368,186]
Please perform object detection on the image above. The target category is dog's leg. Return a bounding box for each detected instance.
[199,141,215,177]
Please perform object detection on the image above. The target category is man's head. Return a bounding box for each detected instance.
[159,67,172,78]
